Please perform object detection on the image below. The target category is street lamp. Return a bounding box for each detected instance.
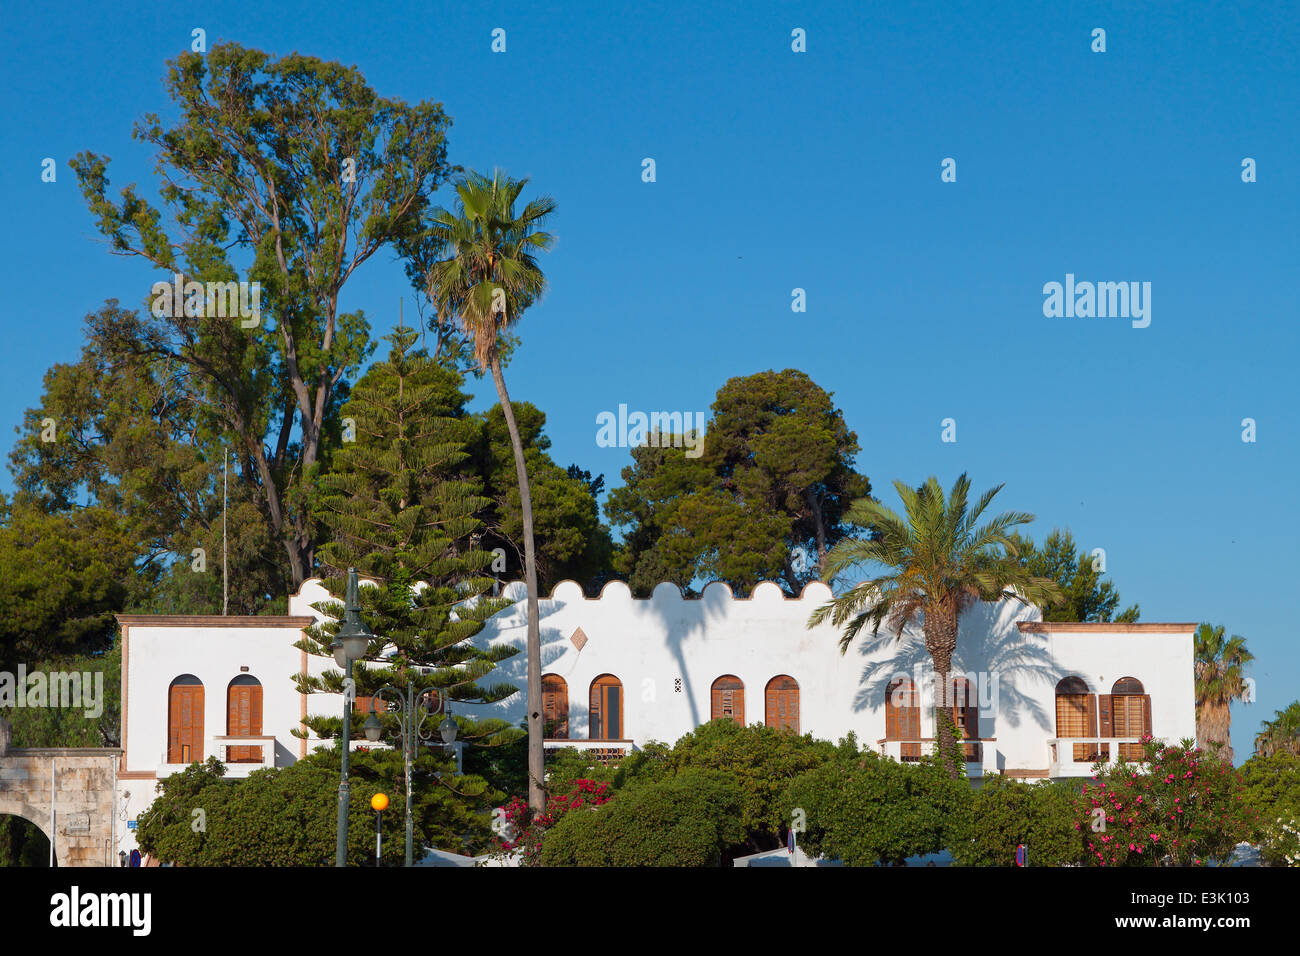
[363,679,459,866]
[332,568,372,867]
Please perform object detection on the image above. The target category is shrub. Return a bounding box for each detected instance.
[539,769,746,866]
[496,778,612,866]
[781,748,970,865]
[949,774,1084,866]
[1237,752,1300,866]
[1073,736,1253,866]
[659,719,838,846]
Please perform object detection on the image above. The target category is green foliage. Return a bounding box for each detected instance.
[299,327,520,745]
[781,747,971,866]
[810,473,1062,778]
[1255,701,1300,758]
[949,775,1084,867]
[496,778,612,865]
[538,769,746,867]
[5,644,121,748]
[1237,752,1300,866]
[136,755,406,866]
[539,746,620,797]
[605,369,870,597]
[474,402,614,594]
[135,747,497,865]
[0,496,136,668]
[67,42,456,586]
[1009,529,1140,623]
[1074,737,1252,866]
[658,720,838,846]
[0,815,50,867]
[1193,623,1253,761]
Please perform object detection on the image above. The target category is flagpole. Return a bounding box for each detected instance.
[222,447,229,616]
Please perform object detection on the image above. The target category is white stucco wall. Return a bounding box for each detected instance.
[112,577,1196,858]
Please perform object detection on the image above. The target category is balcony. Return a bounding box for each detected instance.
[158,736,276,778]
[877,738,997,776]
[543,738,637,766]
[1048,738,1146,776]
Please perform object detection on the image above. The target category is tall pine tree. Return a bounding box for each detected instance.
[294,326,521,853]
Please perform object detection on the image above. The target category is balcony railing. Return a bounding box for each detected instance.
[877,738,997,775]
[158,736,276,776]
[1048,738,1146,776]
[543,738,636,766]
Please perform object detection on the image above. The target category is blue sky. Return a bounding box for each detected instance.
[1,1,1296,760]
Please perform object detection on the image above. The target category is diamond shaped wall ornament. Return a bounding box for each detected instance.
[570,627,588,651]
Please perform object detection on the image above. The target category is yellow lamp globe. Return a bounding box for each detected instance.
[371,792,389,812]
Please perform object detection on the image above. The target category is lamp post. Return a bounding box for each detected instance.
[363,679,459,867]
[371,792,389,866]
[332,568,373,867]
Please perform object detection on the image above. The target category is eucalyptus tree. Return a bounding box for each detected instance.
[809,474,1061,778]
[412,170,556,811]
[69,42,456,586]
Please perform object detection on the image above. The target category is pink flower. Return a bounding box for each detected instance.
[1129,843,1136,850]
[1150,834,1159,841]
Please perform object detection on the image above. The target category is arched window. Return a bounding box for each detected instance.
[225,675,263,763]
[542,675,569,739]
[950,677,979,761]
[885,678,921,760]
[168,675,204,764]
[1056,676,1102,762]
[764,676,799,734]
[711,675,745,725]
[589,675,623,740]
[1107,677,1151,760]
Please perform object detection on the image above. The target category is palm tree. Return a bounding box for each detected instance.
[808,474,1061,778]
[1256,702,1300,758]
[1193,623,1253,763]
[421,170,555,812]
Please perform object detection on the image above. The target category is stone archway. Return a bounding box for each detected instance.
[0,747,119,867]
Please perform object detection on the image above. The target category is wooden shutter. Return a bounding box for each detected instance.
[542,676,568,739]
[226,682,263,762]
[953,679,978,741]
[1098,694,1113,737]
[711,676,744,725]
[1141,694,1152,736]
[1085,694,1098,737]
[168,681,204,764]
[886,680,919,740]
[765,677,799,734]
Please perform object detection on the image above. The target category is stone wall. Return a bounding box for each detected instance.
[0,748,119,866]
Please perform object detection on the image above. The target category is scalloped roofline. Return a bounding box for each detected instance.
[553,578,833,602]
[289,576,835,604]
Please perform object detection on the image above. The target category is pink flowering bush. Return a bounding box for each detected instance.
[494,778,612,866]
[1073,736,1253,866]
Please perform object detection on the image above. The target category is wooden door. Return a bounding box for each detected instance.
[542,675,569,739]
[168,678,204,764]
[226,679,263,762]
[589,675,622,740]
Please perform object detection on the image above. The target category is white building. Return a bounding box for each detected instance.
[111,578,1197,859]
